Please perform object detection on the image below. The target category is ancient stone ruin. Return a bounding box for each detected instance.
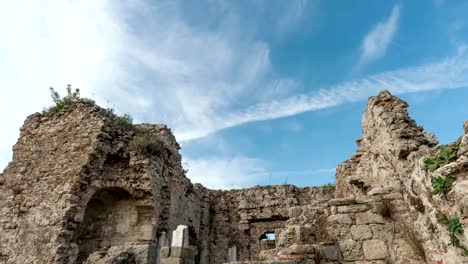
[1,90,468,264]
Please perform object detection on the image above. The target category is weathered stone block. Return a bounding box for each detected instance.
[337,204,370,214]
[320,245,342,261]
[139,224,155,241]
[159,232,170,248]
[171,225,189,248]
[169,247,196,260]
[288,206,303,218]
[351,225,372,240]
[356,212,384,225]
[228,246,237,262]
[353,261,386,264]
[339,239,362,261]
[294,226,311,242]
[160,247,171,258]
[328,214,353,225]
[288,244,315,254]
[362,239,387,260]
[160,257,194,264]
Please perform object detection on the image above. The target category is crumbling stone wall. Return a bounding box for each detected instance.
[260,188,425,263]
[0,102,211,264]
[335,91,437,198]
[208,185,334,263]
[1,90,468,264]
[334,91,468,263]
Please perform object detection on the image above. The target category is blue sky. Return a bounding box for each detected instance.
[1,0,468,189]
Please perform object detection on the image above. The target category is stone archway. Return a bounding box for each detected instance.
[75,187,139,263]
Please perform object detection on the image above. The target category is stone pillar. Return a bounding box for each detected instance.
[171,225,189,248]
[227,246,237,262]
[160,225,195,264]
[157,232,169,264]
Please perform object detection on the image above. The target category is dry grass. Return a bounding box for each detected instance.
[376,201,394,220]
[129,133,168,159]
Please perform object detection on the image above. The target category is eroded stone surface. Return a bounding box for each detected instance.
[363,240,387,260]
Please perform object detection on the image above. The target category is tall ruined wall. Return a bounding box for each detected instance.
[0,102,211,264]
[0,102,115,263]
[334,91,468,263]
[335,91,437,198]
[400,121,468,263]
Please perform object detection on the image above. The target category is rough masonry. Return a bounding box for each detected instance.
[0,91,467,264]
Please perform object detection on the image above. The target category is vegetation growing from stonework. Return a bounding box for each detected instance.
[423,140,461,171]
[322,183,336,194]
[439,214,464,246]
[431,175,453,195]
[43,86,167,159]
[376,200,394,220]
[43,85,94,115]
[129,132,167,159]
[116,113,134,130]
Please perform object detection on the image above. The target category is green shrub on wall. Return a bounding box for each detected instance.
[431,175,453,195]
[43,85,94,115]
[423,140,461,171]
[129,132,167,159]
[439,214,464,246]
[117,113,134,130]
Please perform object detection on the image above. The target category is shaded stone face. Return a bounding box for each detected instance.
[76,188,139,263]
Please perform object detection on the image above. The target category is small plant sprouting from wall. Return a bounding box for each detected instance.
[376,200,394,220]
[423,140,461,171]
[106,108,136,131]
[322,183,336,195]
[43,85,94,115]
[129,132,168,159]
[431,175,453,195]
[258,255,267,261]
[439,214,464,246]
[116,113,134,130]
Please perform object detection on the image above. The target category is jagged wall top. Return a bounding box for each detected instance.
[335,90,438,198]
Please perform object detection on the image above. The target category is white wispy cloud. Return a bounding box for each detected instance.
[357,5,401,67]
[183,156,269,189]
[177,51,468,141]
[276,0,310,34]
[183,154,335,189]
[2,1,468,189]
[0,0,274,169]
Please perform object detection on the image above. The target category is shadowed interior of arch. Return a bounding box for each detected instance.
[75,187,139,263]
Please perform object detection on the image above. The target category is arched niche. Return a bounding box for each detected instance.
[75,187,139,263]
